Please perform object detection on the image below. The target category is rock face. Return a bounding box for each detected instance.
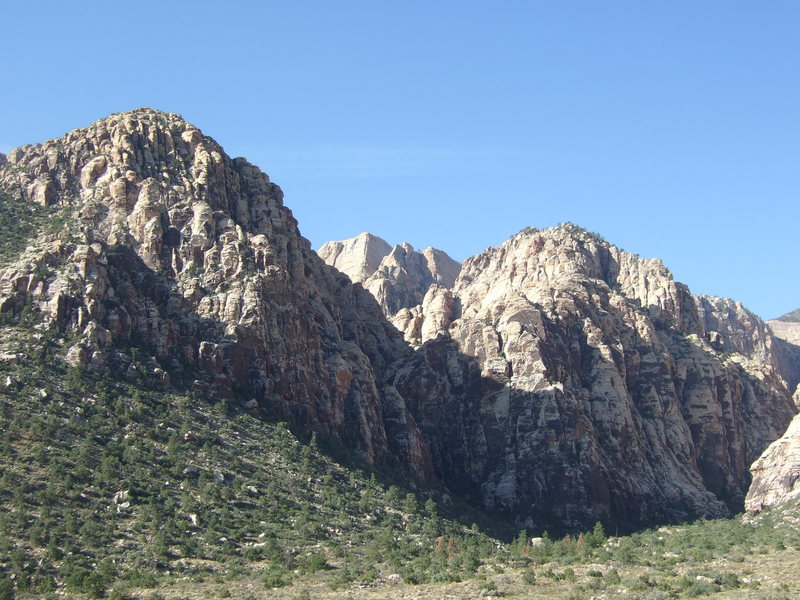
[387,226,796,528]
[1,110,796,531]
[767,319,800,394]
[743,317,800,512]
[318,233,460,324]
[0,108,434,481]
[316,232,392,283]
[746,399,800,513]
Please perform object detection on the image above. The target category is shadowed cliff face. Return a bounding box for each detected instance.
[744,320,800,512]
[339,227,797,530]
[0,109,796,532]
[0,108,435,482]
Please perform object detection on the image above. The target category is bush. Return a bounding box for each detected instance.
[684,579,720,597]
[301,553,329,574]
[522,568,536,584]
[605,568,621,585]
[0,576,14,600]
[262,571,290,588]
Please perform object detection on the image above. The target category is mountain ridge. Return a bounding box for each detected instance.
[0,107,435,481]
[1,108,797,535]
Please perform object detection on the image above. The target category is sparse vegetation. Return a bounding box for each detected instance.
[556,221,608,245]
[0,192,72,265]
[0,319,799,598]
[777,308,800,322]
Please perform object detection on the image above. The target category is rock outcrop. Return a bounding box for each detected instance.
[317,233,460,324]
[0,108,434,481]
[742,317,800,512]
[1,110,796,532]
[316,232,391,283]
[746,386,800,513]
[768,318,800,394]
[387,226,796,529]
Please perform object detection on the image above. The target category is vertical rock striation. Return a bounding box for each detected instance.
[1,110,796,531]
[385,226,796,529]
[0,108,434,481]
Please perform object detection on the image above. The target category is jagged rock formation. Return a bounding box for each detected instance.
[0,108,434,481]
[317,233,460,323]
[746,390,800,513]
[386,227,796,528]
[316,232,391,283]
[742,316,800,512]
[1,110,796,531]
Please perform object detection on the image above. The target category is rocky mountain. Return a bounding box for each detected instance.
[1,108,797,533]
[384,226,796,528]
[776,308,800,323]
[316,232,391,283]
[318,232,460,322]
[742,314,800,512]
[0,108,433,482]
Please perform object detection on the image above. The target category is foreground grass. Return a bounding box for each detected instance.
[125,516,800,600]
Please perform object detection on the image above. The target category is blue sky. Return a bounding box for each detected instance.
[2,1,798,319]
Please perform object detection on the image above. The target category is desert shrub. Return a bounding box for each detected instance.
[0,576,14,600]
[605,568,621,585]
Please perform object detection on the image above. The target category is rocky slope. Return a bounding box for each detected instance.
[1,109,796,532]
[746,390,800,513]
[743,316,800,511]
[0,108,433,481]
[318,232,460,322]
[383,226,795,528]
[767,318,800,394]
[775,308,800,323]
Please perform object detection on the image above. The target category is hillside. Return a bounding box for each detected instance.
[0,323,499,598]
[1,108,800,598]
[2,329,800,599]
[777,309,800,323]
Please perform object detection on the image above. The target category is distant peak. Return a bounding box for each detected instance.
[354,231,389,244]
[105,106,185,122]
[509,223,610,247]
[776,309,800,323]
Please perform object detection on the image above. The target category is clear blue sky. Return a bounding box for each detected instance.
[2,1,798,319]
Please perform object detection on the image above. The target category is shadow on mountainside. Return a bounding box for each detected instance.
[382,244,797,535]
[11,240,789,539]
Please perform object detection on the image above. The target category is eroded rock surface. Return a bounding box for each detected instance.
[768,319,800,394]
[317,232,391,283]
[746,387,800,513]
[318,233,460,323]
[1,110,796,531]
[388,227,796,528]
[0,108,433,480]
[743,319,800,512]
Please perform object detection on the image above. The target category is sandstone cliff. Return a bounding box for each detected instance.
[767,318,800,394]
[743,318,800,511]
[746,392,800,513]
[318,233,460,322]
[1,110,796,532]
[384,226,796,528]
[0,108,434,480]
[316,232,391,283]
